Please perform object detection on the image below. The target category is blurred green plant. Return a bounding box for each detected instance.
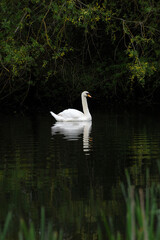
[98,169,160,240]
[1,169,160,239]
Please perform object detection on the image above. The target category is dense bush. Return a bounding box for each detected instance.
[0,0,160,108]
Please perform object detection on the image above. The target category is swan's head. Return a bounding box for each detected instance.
[82,91,92,98]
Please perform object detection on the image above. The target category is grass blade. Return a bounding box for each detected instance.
[40,207,45,240]
[0,212,12,240]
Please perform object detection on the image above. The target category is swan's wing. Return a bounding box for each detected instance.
[58,109,84,119]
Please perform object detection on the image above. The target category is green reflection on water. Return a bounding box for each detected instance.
[0,147,124,239]
[0,110,160,239]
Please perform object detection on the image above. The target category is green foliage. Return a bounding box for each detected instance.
[98,170,160,240]
[18,208,63,240]
[0,212,12,240]
[0,0,160,106]
[2,171,160,239]
[0,208,63,240]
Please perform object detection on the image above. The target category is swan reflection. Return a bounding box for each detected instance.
[51,121,92,154]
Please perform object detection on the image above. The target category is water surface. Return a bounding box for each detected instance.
[0,108,160,237]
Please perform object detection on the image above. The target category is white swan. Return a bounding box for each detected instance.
[50,91,92,122]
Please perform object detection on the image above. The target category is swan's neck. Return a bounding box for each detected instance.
[82,95,90,116]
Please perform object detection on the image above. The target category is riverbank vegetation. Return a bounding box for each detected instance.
[1,0,160,109]
[1,170,160,240]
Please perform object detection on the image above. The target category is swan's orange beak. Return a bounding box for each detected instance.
[87,93,92,98]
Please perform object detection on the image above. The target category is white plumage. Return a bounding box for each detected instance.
[50,91,92,122]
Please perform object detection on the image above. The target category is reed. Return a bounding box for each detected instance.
[0,207,63,240]
[1,171,160,240]
[99,170,160,240]
[0,212,12,240]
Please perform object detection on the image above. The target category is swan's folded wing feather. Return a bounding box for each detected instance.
[58,109,84,119]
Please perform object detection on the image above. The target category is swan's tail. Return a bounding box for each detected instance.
[50,111,62,121]
[50,111,57,119]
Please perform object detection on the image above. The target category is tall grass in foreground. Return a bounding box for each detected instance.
[98,170,160,240]
[0,208,63,240]
[1,171,160,240]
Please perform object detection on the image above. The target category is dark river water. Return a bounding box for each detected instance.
[0,107,160,238]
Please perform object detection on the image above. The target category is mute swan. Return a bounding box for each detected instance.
[50,91,92,122]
